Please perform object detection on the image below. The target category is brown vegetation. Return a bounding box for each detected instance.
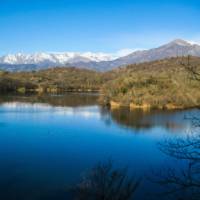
[0,67,106,93]
[101,57,200,110]
[0,57,200,109]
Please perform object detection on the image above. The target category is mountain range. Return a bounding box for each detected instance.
[1,39,200,72]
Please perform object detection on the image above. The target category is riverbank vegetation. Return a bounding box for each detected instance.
[101,56,200,110]
[0,56,200,109]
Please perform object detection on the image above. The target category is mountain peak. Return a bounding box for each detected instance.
[170,39,192,46]
[1,38,200,72]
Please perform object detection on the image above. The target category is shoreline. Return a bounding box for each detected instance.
[0,89,100,95]
[0,92,199,111]
[109,100,199,111]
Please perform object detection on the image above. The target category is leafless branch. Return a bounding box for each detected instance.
[180,56,200,81]
[70,161,141,200]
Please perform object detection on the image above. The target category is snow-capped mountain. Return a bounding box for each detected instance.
[66,39,200,71]
[0,52,114,66]
[0,39,200,72]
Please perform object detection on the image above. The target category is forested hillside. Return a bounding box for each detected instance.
[0,57,200,109]
[0,67,107,93]
[101,57,200,109]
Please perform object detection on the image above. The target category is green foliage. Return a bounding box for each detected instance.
[17,87,26,94]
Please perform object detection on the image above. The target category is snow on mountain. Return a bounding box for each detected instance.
[1,39,200,72]
[0,52,115,66]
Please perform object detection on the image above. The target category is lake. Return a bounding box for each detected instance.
[0,93,199,200]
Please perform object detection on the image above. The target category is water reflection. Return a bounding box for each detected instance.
[0,93,99,107]
[101,107,195,133]
[0,94,197,133]
[0,94,199,200]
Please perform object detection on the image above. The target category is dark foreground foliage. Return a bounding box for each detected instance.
[70,161,140,200]
[152,115,200,200]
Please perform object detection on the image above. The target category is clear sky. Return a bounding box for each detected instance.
[0,0,200,55]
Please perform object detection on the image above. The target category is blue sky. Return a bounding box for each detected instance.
[0,0,200,55]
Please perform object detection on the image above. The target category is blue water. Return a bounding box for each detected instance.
[0,94,199,200]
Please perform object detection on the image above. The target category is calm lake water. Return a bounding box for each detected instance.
[0,93,199,200]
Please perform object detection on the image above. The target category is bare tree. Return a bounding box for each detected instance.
[152,116,200,200]
[70,161,140,200]
[180,56,200,81]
